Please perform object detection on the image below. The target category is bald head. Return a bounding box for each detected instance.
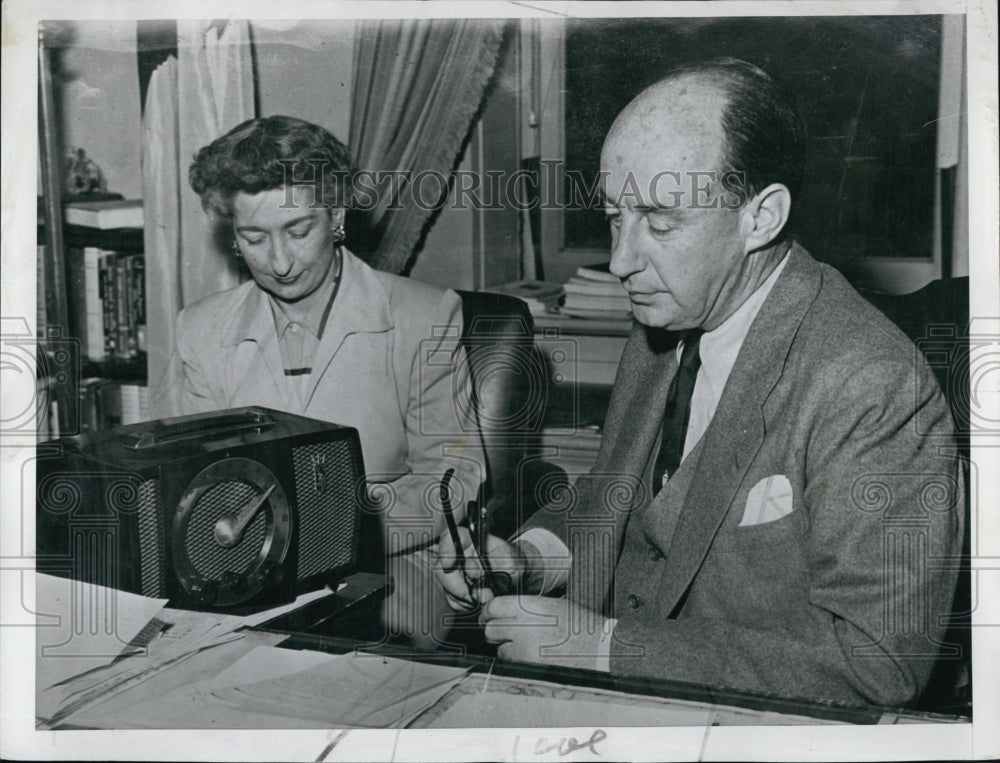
[602,74,732,210]
[605,74,728,181]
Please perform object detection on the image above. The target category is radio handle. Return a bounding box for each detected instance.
[122,410,276,449]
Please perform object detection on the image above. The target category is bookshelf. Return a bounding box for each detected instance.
[533,312,630,481]
[37,29,149,438]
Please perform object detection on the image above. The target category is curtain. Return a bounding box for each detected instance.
[141,56,180,396]
[176,20,255,305]
[349,19,506,274]
[142,20,255,391]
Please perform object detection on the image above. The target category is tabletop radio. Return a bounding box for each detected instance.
[36,407,367,611]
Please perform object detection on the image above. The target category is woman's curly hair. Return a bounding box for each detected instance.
[189,115,355,219]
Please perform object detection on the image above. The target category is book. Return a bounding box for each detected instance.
[99,251,118,359]
[558,305,632,321]
[129,255,147,354]
[558,264,632,320]
[65,246,106,360]
[563,278,628,296]
[533,312,633,337]
[91,250,147,363]
[64,199,143,230]
[574,261,619,284]
[119,383,149,425]
[114,255,129,360]
[562,293,632,312]
[37,244,48,339]
[121,253,145,358]
[485,280,565,316]
[78,377,112,433]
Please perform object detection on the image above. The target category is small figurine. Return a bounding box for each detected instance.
[64,146,107,197]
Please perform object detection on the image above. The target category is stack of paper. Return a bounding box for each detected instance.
[35,575,338,728]
[35,573,167,694]
[35,575,468,729]
[37,606,248,725]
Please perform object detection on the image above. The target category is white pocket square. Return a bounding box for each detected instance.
[740,475,794,527]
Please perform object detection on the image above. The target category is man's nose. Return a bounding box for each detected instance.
[270,236,293,276]
[609,217,642,280]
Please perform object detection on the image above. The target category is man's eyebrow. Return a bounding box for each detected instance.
[635,204,687,217]
[236,214,317,231]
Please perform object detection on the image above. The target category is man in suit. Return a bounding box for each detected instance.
[436,59,964,707]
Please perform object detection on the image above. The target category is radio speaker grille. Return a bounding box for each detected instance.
[293,440,362,578]
[137,479,166,597]
[184,481,267,579]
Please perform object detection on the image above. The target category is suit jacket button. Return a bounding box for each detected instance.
[627,594,642,609]
[647,546,662,561]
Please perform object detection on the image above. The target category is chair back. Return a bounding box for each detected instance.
[456,291,545,538]
[861,277,970,451]
[861,276,971,715]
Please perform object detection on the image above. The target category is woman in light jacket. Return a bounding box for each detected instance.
[152,115,484,649]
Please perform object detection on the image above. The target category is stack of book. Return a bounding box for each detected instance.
[485,279,565,316]
[559,262,631,320]
[64,198,144,229]
[66,246,146,363]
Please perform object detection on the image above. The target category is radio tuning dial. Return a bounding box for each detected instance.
[173,457,293,607]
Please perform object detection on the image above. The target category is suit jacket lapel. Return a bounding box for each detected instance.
[303,249,393,408]
[599,325,679,490]
[221,282,286,404]
[657,245,824,615]
[567,324,679,610]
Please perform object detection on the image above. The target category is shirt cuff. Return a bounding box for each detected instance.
[596,618,617,673]
[513,528,571,594]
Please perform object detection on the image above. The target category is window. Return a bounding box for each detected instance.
[528,15,958,291]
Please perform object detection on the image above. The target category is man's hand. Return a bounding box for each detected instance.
[481,595,610,671]
[433,527,528,611]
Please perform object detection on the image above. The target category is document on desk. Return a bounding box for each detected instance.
[37,607,250,726]
[210,652,470,728]
[238,584,339,627]
[34,573,168,692]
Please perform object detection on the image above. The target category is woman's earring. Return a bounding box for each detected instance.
[330,223,346,244]
[231,240,242,258]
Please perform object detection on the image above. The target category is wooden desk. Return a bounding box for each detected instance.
[254,578,966,728]
[38,578,968,730]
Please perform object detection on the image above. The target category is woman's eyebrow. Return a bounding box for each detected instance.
[236,214,317,232]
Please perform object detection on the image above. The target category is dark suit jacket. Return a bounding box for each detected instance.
[524,245,964,707]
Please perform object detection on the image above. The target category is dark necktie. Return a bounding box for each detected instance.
[653,330,703,493]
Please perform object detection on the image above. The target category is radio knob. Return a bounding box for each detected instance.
[260,562,284,587]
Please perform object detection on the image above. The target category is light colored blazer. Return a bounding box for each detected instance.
[151,249,485,539]
[525,245,964,707]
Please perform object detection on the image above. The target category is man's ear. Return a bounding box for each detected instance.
[740,183,791,253]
